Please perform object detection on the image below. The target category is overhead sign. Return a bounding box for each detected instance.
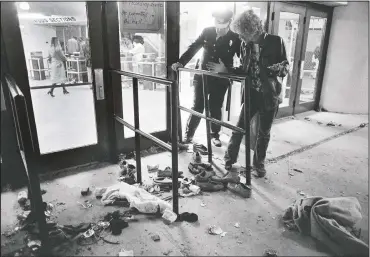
[34,16,77,25]
[118,1,164,33]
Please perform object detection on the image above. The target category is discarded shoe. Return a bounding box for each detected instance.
[193,152,202,163]
[196,181,225,192]
[211,138,222,147]
[195,170,217,183]
[176,212,198,223]
[212,172,240,184]
[157,167,184,178]
[81,188,91,196]
[193,143,208,155]
[227,183,251,198]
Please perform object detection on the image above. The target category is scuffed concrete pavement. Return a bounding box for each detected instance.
[1,112,368,256]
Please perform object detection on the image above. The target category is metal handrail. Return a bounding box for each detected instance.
[178,67,247,81]
[110,69,179,214]
[110,69,173,85]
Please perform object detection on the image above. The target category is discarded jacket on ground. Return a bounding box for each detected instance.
[100,182,171,214]
[282,196,368,256]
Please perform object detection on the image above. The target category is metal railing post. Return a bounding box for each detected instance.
[243,78,251,186]
[176,71,183,143]
[202,74,213,163]
[171,80,179,214]
[132,77,142,184]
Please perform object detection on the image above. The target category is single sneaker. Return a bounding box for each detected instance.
[195,170,217,183]
[212,171,240,184]
[192,152,202,163]
[227,183,251,198]
[196,181,225,192]
[193,143,208,155]
[211,138,222,147]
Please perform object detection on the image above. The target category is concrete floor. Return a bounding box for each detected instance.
[1,112,368,256]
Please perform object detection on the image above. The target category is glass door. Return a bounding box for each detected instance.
[271,2,306,118]
[294,9,328,114]
[1,2,111,171]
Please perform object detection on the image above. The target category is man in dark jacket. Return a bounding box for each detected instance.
[207,10,289,184]
[172,9,241,147]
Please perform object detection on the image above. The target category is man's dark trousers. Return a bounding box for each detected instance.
[185,74,230,140]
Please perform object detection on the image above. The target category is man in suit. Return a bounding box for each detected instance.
[207,10,289,184]
[172,9,241,147]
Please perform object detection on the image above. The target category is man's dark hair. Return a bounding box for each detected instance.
[133,35,144,45]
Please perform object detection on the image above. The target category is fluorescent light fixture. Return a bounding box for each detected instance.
[18,13,46,19]
[19,2,30,11]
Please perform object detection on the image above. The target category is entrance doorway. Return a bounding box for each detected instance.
[271,2,329,117]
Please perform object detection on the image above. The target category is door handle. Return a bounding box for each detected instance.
[94,68,105,100]
[300,60,305,79]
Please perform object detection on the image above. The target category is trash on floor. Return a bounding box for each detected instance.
[297,190,306,196]
[101,182,171,213]
[118,248,134,256]
[200,202,206,207]
[163,249,172,256]
[304,117,311,121]
[27,239,41,252]
[162,209,178,224]
[264,249,278,257]
[293,168,303,173]
[41,189,47,195]
[282,196,369,256]
[77,200,93,209]
[177,212,198,223]
[151,234,161,241]
[17,191,28,205]
[326,121,342,127]
[208,225,224,235]
[359,123,367,128]
[95,187,107,199]
[83,228,95,238]
[234,222,240,228]
[81,187,91,196]
[17,211,31,222]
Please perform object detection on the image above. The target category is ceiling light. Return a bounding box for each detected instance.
[19,2,30,11]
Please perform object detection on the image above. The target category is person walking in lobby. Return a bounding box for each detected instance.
[171,9,241,147]
[207,10,289,182]
[47,37,69,97]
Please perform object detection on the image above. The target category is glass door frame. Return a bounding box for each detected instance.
[104,2,179,154]
[0,2,116,172]
[270,2,332,118]
[294,9,329,115]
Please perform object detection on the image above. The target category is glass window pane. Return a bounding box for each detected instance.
[16,2,98,154]
[118,2,167,138]
[277,12,301,107]
[300,16,327,103]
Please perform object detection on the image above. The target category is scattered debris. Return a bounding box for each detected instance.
[18,191,28,205]
[208,225,224,235]
[200,202,206,207]
[162,209,178,224]
[326,121,342,127]
[17,211,31,222]
[27,239,41,252]
[237,240,242,244]
[77,200,93,209]
[81,188,91,196]
[359,123,367,128]
[304,117,311,121]
[293,168,303,173]
[177,212,198,223]
[95,187,107,199]
[264,249,278,257]
[56,202,66,206]
[288,172,294,177]
[163,249,172,256]
[119,249,134,256]
[297,190,306,196]
[234,222,240,228]
[151,234,161,242]
[83,228,95,238]
[317,121,323,125]
[41,189,47,195]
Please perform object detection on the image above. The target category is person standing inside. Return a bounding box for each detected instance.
[207,10,289,182]
[47,37,69,97]
[67,36,80,55]
[129,35,145,73]
[80,37,92,83]
[171,9,241,147]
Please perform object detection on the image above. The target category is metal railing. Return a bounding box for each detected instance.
[109,69,180,214]
[3,75,49,252]
[177,67,252,187]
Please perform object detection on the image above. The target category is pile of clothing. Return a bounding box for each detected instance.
[283,196,369,256]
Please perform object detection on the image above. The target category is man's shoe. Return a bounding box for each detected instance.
[227,183,251,198]
[254,165,266,178]
[212,171,240,184]
[157,167,184,178]
[211,138,222,147]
